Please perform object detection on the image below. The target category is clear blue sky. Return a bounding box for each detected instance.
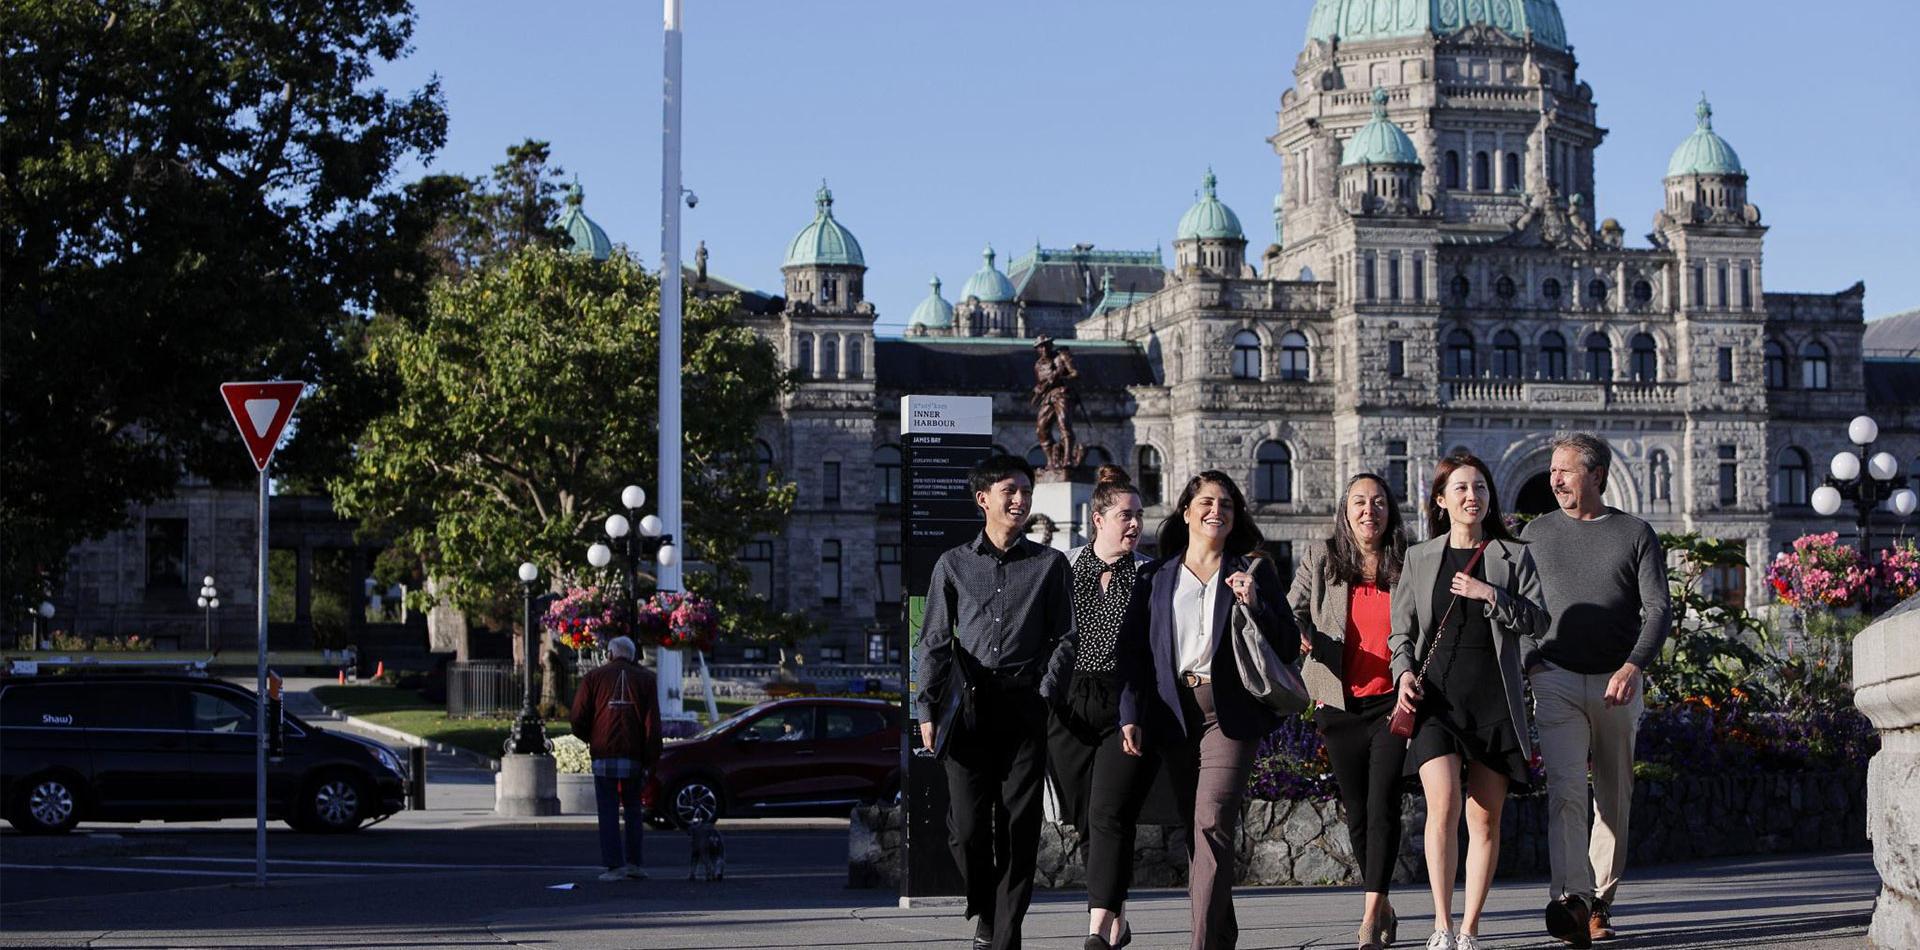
[375,1,1920,334]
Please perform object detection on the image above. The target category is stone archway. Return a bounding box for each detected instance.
[1515,471,1557,517]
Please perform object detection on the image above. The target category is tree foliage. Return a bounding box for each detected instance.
[0,0,446,599]
[329,245,808,645]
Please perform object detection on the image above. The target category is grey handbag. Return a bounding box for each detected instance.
[1229,556,1311,715]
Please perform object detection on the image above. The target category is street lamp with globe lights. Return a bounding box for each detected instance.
[1811,415,1919,603]
[197,576,221,652]
[588,484,677,625]
[507,561,549,756]
[35,601,54,649]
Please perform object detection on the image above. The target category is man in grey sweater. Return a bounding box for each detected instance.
[1521,433,1672,948]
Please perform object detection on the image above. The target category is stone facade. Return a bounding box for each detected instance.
[1854,596,1920,948]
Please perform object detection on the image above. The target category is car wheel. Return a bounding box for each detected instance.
[300,772,368,833]
[670,778,723,828]
[9,773,82,834]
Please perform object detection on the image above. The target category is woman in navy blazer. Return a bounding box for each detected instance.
[1118,470,1299,950]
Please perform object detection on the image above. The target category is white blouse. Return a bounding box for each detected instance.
[1172,563,1223,677]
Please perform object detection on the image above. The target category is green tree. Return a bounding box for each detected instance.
[0,0,447,600]
[328,245,808,649]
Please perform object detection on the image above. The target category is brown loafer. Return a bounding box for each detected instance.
[1589,899,1615,940]
[1545,895,1593,949]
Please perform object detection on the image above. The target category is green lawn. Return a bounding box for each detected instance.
[311,685,568,760]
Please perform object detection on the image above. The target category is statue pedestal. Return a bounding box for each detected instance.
[495,754,561,817]
[1030,478,1093,553]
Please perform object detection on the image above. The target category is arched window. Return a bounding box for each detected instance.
[1279,331,1311,381]
[1585,332,1613,381]
[1137,446,1164,506]
[1764,340,1789,389]
[795,336,813,379]
[1802,341,1830,390]
[1473,151,1491,191]
[874,445,901,504]
[1542,278,1562,303]
[1299,265,1316,281]
[1255,442,1293,504]
[1629,333,1658,382]
[845,337,864,381]
[1503,152,1521,191]
[819,336,839,380]
[1492,330,1522,378]
[1231,330,1262,380]
[1450,274,1471,300]
[1446,329,1477,378]
[1444,150,1461,189]
[1539,331,1568,380]
[754,440,775,482]
[1649,450,1672,503]
[1632,280,1654,305]
[1587,279,1608,305]
[1495,275,1515,300]
[1773,447,1812,507]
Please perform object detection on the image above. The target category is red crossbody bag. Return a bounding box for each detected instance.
[1389,541,1490,740]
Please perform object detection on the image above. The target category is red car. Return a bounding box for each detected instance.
[643,697,901,827]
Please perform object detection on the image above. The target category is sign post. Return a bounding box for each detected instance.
[898,395,993,905]
[219,380,304,888]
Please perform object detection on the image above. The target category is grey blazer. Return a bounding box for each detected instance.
[1286,542,1368,709]
[1386,535,1549,760]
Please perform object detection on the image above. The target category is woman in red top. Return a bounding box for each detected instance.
[1288,472,1410,950]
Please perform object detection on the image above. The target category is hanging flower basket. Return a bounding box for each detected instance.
[1765,532,1870,609]
[638,591,718,653]
[541,586,634,651]
[1879,539,1920,602]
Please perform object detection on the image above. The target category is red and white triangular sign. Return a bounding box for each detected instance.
[219,381,306,471]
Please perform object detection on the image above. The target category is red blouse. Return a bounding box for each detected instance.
[1343,583,1394,697]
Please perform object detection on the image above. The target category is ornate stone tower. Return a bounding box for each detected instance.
[1173,169,1250,279]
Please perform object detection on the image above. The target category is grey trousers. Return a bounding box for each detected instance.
[1165,684,1258,950]
[1532,662,1643,907]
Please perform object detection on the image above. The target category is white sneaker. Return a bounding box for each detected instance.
[597,867,628,882]
[1454,935,1482,950]
[622,863,648,880]
[1425,931,1455,950]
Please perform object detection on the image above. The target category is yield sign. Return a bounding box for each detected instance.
[219,381,306,471]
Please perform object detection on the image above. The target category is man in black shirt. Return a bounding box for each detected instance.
[917,454,1075,950]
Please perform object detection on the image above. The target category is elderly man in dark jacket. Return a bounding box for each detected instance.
[571,635,663,881]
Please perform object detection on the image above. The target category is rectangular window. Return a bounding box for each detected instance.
[1364,254,1377,302]
[822,461,841,506]
[1716,264,1729,308]
[1388,255,1402,301]
[743,541,774,600]
[1388,340,1405,378]
[741,646,768,662]
[819,540,842,604]
[817,645,846,662]
[1691,267,1705,307]
[1387,440,1410,505]
[1412,255,1426,301]
[145,518,188,589]
[1718,347,1734,382]
[867,633,895,665]
[1718,445,1738,507]
[1740,266,1753,309]
[876,544,902,606]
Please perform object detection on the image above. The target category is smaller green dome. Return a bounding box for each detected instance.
[783,181,866,268]
[1342,88,1422,167]
[908,275,955,329]
[1666,95,1744,178]
[1176,169,1245,241]
[960,245,1016,303]
[557,181,612,261]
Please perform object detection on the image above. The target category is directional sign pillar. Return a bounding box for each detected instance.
[219,381,304,888]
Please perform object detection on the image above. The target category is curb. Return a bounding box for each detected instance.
[309,700,501,772]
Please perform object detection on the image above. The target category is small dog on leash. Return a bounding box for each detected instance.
[687,818,725,881]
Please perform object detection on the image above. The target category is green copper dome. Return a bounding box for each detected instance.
[1306,0,1568,51]
[557,181,612,261]
[960,245,1016,303]
[908,276,955,330]
[783,181,865,268]
[1342,88,1423,167]
[1666,95,1744,178]
[1176,169,1245,241]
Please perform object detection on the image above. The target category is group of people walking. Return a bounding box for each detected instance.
[915,432,1670,950]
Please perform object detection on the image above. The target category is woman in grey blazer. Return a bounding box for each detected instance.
[1289,472,1410,950]
[1389,453,1548,950]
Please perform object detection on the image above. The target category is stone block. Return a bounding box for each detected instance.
[494,754,559,817]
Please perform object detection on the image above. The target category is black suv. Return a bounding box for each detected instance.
[0,674,406,834]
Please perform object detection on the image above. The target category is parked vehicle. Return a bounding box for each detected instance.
[0,673,407,834]
[643,697,900,827]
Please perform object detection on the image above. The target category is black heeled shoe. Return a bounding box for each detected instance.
[1114,920,1133,949]
[1083,936,1111,950]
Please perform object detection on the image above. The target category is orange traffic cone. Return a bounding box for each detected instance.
[374,661,385,680]
[338,669,346,685]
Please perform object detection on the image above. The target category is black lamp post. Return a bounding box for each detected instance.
[197,576,220,652]
[587,484,677,635]
[1810,415,1918,610]
[507,561,547,756]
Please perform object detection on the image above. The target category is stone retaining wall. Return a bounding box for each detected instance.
[848,770,1866,889]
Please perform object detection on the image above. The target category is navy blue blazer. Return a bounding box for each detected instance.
[1117,552,1300,745]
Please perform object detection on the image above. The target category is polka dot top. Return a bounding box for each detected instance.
[1072,545,1140,674]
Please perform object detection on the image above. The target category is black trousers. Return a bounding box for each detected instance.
[946,680,1048,950]
[1317,693,1406,893]
[1047,672,1158,911]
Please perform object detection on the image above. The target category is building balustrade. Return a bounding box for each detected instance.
[1440,377,1682,408]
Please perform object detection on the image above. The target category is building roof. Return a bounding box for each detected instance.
[783,182,865,268]
[907,276,955,330]
[874,337,1153,394]
[1864,309,1920,359]
[1305,0,1568,51]
[1667,96,1744,178]
[1341,88,1423,167]
[1007,244,1166,307]
[557,182,612,261]
[959,245,1017,303]
[1176,169,1245,242]
[1866,359,1920,409]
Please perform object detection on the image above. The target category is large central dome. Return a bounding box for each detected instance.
[1306,0,1568,51]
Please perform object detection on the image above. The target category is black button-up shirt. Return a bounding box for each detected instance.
[914,531,1076,721]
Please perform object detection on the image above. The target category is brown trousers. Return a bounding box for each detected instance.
[1165,683,1258,950]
